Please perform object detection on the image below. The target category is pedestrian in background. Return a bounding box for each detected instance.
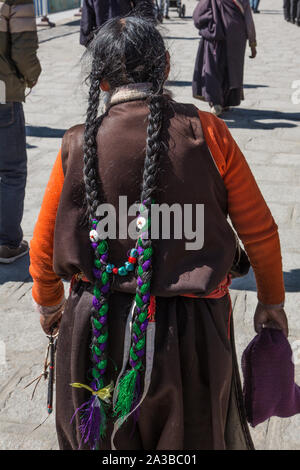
[291,0,300,25]
[250,0,260,13]
[283,0,291,21]
[192,0,257,116]
[0,0,41,264]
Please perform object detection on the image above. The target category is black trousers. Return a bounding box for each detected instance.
[291,0,300,21]
[284,0,291,19]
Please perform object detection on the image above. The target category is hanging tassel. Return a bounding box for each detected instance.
[113,368,140,422]
[70,382,113,449]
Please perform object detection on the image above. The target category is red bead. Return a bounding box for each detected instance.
[113,267,118,274]
[128,257,137,264]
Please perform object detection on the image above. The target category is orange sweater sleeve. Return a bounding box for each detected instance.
[198,111,285,305]
[29,150,65,306]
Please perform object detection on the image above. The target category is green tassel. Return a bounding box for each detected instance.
[114,368,138,421]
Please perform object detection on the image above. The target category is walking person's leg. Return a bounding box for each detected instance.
[283,0,291,20]
[164,0,169,18]
[297,0,300,24]
[291,0,297,22]
[0,102,28,263]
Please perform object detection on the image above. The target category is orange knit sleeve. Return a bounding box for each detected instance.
[198,111,285,305]
[29,150,65,306]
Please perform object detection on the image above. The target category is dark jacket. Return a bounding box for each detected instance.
[80,0,133,46]
[0,0,41,103]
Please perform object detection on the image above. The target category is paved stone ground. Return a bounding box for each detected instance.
[0,0,299,450]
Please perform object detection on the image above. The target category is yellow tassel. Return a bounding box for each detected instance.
[70,382,114,404]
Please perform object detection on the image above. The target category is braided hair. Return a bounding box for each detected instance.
[71,16,168,449]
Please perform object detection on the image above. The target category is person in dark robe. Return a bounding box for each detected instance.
[30,16,288,450]
[192,0,257,116]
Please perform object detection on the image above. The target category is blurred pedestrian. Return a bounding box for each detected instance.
[291,0,300,25]
[250,0,260,13]
[283,0,291,21]
[192,0,257,116]
[0,0,41,263]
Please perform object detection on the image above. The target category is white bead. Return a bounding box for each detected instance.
[136,216,146,230]
[89,229,99,242]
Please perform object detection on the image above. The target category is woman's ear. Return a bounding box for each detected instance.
[100,80,110,92]
[164,51,171,81]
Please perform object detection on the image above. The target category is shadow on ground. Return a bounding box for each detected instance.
[231,268,300,293]
[223,108,300,130]
[26,126,66,138]
[0,254,32,284]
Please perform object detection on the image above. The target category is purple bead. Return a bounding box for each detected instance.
[93,297,101,309]
[136,349,144,358]
[100,314,107,324]
[100,369,106,375]
[100,343,106,351]
[93,268,101,279]
[91,242,98,250]
[140,320,149,332]
[93,354,98,362]
[142,260,151,271]
[101,282,110,294]
[137,276,143,287]
[93,328,100,337]
[137,246,144,255]
[133,333,138,343]
[142,293,150,303]
[137,307,141,313]
[101,253,108,262]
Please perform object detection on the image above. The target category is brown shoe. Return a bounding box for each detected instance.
[0,240,29,264]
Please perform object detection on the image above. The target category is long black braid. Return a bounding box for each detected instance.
[73,15,168,447]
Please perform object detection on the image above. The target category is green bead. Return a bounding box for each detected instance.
[130,348,138,362]
[97,240,108,254]
[138,311,147,323]
[138,238,143,247]
[97,359,107,370]
[99,303,108,315]
[94,259,101,268]
[92,368,101,379]
[136,336,146,351]
[138,266,143,276]
[93,286,101,298]
[143,247,153,261]
[97,331,108,344]
[135,293,144,308]
[140,282,151,295]
[93,318,102,330]
[93,345,101,356]
[101,271,109,285]
[133,322,141,336]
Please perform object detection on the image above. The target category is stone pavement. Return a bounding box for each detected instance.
[0,0,299,450]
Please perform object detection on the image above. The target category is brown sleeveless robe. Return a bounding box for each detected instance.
[54,97,254,450]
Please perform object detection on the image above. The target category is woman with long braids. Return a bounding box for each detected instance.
[30,16,288,450]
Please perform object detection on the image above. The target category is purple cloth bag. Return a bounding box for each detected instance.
[242,328,300,427]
